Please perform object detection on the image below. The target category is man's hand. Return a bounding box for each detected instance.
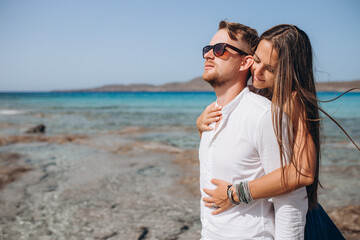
[203,178,233,215]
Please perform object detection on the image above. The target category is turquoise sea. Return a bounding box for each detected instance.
[0,91,359,164]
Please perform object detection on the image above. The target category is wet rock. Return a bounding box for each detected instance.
[25,124,46,134]
[180,225,189,233]
[137,165,165,177]
[137,227,149,240]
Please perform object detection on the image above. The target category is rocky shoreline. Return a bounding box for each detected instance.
[0,130,359,239]
[0,130,202,239]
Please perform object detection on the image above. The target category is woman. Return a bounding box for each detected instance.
[197,24,352,239]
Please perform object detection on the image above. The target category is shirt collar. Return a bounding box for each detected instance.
[216,87,249,117]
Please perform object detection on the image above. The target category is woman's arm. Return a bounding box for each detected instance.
[248,118,316,199]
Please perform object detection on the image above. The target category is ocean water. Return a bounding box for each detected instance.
[0,91,359,162]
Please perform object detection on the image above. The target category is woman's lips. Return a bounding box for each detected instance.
[254,76,265,82]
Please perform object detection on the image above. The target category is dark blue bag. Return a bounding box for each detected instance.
[304,203,345,240]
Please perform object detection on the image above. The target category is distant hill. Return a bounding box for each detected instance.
[316,80,360,92]
[54,78,360,92]
[55,77,212,92]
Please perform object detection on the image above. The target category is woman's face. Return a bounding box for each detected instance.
[251,40,278,89]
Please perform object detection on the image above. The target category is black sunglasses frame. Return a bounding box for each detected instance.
[203,43,250,59]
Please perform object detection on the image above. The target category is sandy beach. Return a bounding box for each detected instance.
[0,125,359,240]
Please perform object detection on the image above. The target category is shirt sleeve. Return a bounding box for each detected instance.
[256,109,307,240]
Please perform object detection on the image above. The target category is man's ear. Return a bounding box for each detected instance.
[239,55,254,72]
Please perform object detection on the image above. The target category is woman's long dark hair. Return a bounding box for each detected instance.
[255,24,359,210]
[259,24,360,210]
[259,25,321,210]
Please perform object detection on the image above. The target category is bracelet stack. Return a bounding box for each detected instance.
[227,184,240,205]
[227,181,254,205]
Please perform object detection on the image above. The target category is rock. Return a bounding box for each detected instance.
[25,124,46,134]
[137,227,149,240]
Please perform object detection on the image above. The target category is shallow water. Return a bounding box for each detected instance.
[0,91,359,161]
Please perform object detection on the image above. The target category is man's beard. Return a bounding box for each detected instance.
[203,72,230,88]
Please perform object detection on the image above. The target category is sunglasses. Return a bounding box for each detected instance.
[202,43,250,59]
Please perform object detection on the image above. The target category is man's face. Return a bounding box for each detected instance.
[202,29,244,88]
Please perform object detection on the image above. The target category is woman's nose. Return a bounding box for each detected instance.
[254,64,264,76]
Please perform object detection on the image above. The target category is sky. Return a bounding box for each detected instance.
[0,0,359,91]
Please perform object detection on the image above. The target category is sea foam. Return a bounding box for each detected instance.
[0,109,27,115]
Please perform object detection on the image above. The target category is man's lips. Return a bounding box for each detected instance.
[204,63,214,70]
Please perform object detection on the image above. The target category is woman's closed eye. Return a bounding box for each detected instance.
[254,56,260,63]
[265,65,276,73]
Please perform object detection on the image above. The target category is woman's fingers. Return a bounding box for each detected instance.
[212,208,225,215]
[207,111,222,118]
[205,203,214,208]
[200,125,213,131]
[208,106,222,115]
[197,102,222,132]
[206,102,221,113]
[204,202,226,215]
[210,104,222,111]
[204,117,220,125]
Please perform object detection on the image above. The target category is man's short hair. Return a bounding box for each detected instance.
[219,20,258,55]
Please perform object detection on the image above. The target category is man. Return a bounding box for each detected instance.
[199,21,307,239]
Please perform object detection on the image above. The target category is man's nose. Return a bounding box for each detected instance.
[204,49,215,60]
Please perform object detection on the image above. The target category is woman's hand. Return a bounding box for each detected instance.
[203,178,234,215]
[196,102,222,134]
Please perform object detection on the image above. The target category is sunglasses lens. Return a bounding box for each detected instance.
[203,46,212,58]
[214,44,225,57]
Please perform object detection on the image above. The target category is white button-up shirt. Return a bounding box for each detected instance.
[199,87,307,240]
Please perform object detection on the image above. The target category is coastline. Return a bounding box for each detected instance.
[50,78,360,93]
